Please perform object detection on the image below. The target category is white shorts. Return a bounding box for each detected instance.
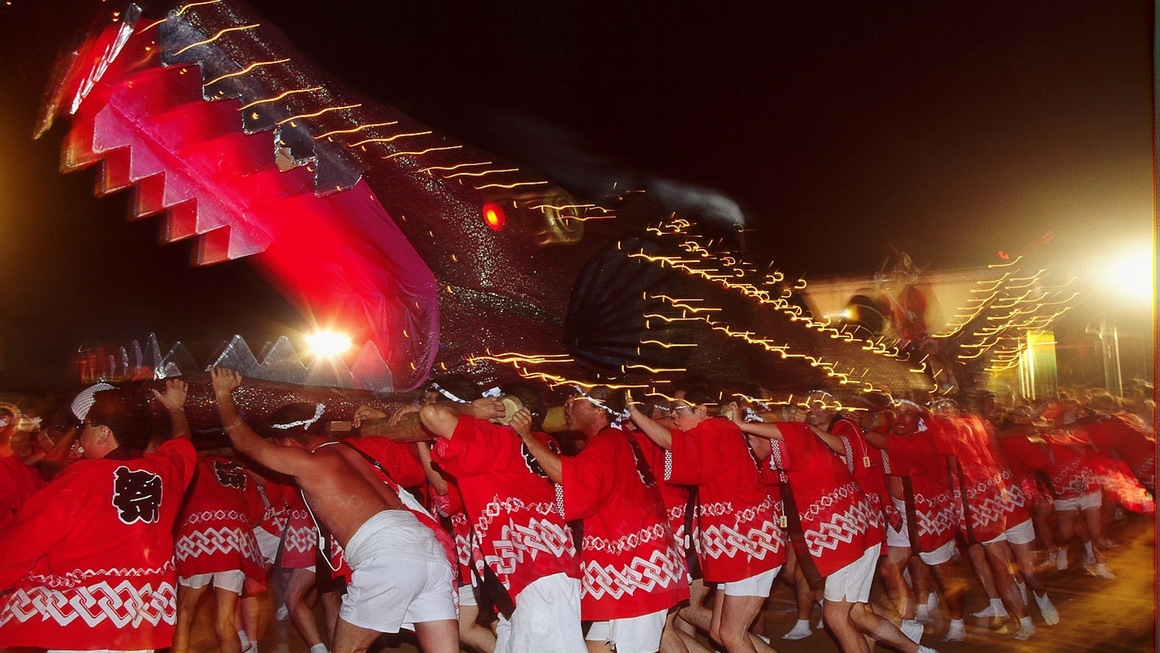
[340,510,457,633]
[1003,518,1036,545]
[495,572,587,653]
[458,583,479,608]
[982,530,1008,545]
[178,570,245,594]
[1054,491,1101,512]
[917,540,956,566]
[886,498,910,548]
[824,543,881,603]
[255,526,282,565]
[586,608,668,653]
[722,566,781,597]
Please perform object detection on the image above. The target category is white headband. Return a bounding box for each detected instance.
[574,386,630,426]
[430,382,470,404]
[270,404,326,430]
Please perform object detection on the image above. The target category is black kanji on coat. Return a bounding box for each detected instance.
[112,466,163,524]
[214,460,247,489]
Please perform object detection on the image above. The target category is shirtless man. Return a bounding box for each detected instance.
[210,368,458,653]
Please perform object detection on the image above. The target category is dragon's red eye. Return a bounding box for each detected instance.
[482,203,505,231]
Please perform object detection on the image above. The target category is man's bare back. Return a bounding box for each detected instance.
[294,444,405,547]
[209,368,405,548]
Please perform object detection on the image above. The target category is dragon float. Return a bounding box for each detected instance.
[35,1,1075,432]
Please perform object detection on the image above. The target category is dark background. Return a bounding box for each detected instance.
[0,0,1153,387]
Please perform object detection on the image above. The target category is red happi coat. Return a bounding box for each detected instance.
[1084,414,1156,493]
[0,453,43,530]
[667,417,785,583]
[994,424,1053,507]
[251,474,290,539]
[281,488,318,569]
[561,427,688,620]
[830,418,898,531]
[432,416,580,604]
[974,421,1033,528]
[629,431,698,561]
[175,456,267,592]
[769,423,885,577]
[0,439,196,650]
[431,482,476,586]
[344,436,427,487]
[932,416,1010,543]
[884,419,957,553]
[1002,429,1100,500]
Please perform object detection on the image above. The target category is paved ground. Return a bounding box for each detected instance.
[187,513,1156,653]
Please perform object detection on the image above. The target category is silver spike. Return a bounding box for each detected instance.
[255,336,307,385]
[131,340,144,376]
[350,340,393,393]
[305,355,354,389]
[163,341,197,377]
[210,335,261,377]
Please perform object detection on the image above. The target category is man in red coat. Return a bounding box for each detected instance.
[0,380,196,652]
[628,382,783,653]
[421,383,586,653]
[172,453,267,653]
[517,385,688,653]
[864,400,979,640]
[730,407,932,653]
[211,368,459,653]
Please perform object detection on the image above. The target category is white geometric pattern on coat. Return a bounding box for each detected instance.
[583,523,670,557]
[581,547,687,600]
[27,560,175,590]
[284,523,317,554]
[482,517,575,579]
[803,494,881,557]
[963,474,1010,530]
[175,525,262,564]
[1051,459,1095,497]
[699,495,782,560]
[183,509,248,525]
[914,506,957,537]
[0,580,177,628]
[998,469,1029,514]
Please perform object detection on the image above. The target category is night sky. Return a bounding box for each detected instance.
[0,0,1153,384]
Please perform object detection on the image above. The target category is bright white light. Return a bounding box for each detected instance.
[1103,244,1155,303]
[306,331,351,358]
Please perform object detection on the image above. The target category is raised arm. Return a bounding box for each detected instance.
[151,379,190,440]
[863,431,889,450]
[419,398,503,440]
[804,423,847,455]
[511,408,562,483]
[627,397,673,451]
[210,368,311,477]
[354,404,432,442]
[727,402,787,441]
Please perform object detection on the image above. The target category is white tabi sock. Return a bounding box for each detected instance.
[783,618,813,640]
[309,644,330,653]
[1013,615,1035,641]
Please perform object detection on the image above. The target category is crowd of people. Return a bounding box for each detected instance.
[0,370,1153,653]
